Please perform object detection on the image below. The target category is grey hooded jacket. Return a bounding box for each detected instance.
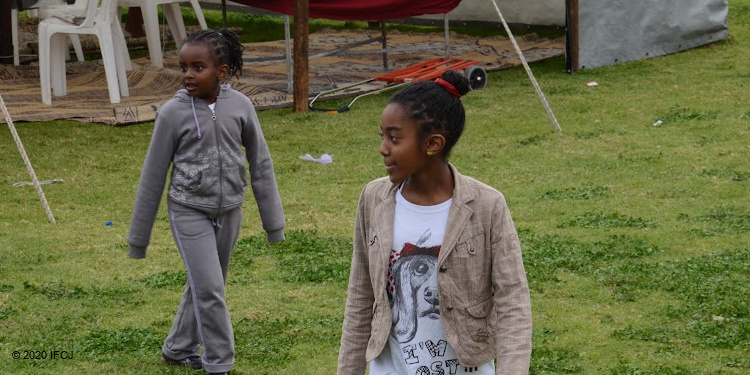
[127,85,285,258]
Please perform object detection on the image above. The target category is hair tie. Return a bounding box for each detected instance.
[435,78,461,99]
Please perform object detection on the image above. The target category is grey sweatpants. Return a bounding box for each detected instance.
[162,200,242,374]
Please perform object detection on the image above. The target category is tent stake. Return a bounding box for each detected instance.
[0,92,56,224]
[489,0,562,132]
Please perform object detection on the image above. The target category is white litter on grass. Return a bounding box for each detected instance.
[299,153,333,164]
[652,120,663,127]
[586,81,599,87]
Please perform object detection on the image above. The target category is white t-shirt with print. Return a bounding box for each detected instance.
[369,187,494,375]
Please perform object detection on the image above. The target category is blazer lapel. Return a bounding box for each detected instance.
[372,182,397,291]
[438,165,475,266]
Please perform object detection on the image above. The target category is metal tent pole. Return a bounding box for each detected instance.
[285,15,293,92]
[444,13,450,58]
[381,21,388,70]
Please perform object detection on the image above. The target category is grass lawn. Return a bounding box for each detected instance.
[2,3,750,375]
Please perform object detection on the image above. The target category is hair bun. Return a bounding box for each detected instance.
[440,70,470,97]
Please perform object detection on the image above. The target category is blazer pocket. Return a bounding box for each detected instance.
[453,231,485,258]
[465,298,493,342]
[453,297,494,356]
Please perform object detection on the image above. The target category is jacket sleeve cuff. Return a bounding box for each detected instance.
[266,228,285,243]
[128,245,147,259]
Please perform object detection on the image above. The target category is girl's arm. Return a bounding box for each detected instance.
[337,190,375,375]
[491,196,532,375]
[242,103,285,242]
[127,116,177,258]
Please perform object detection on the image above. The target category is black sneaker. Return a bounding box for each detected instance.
[161,353,203,369]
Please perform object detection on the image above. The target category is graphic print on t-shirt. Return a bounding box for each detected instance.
[390,229,441,343]
[369,189,492,375]
[386,229,485,374]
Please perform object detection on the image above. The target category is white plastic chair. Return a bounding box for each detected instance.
[11,3,21,65]
[37,0,89,62]
[117,0,207,68]
[11,0,86,65]
[42,0,133,70]
[38,0,130,105]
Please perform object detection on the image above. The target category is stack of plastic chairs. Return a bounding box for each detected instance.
[117,0,208,68]
[11,0,87,65]
[37,0,89,62]
[38,0,130,104]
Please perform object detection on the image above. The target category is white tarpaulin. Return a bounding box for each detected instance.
[574,0,729,70]
[419,0,728,71]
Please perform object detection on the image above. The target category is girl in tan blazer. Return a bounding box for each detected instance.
[338,70,532,375]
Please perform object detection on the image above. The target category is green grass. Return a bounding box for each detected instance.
[2,3,750,374]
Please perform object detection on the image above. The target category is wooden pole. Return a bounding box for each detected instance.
[0,0,13,64]
[221,0,228,28]
[124,7,146,38]
[293,0,309,112]
[565,0,579,73]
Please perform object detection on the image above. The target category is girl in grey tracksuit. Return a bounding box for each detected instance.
[127,30,285,375]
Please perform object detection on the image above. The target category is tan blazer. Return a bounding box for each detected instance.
[338,165,532,375]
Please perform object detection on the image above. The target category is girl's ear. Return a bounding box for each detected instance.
[218,64,230,82]
[424,133,446,157]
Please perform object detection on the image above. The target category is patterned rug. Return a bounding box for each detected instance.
[1,21,564,125]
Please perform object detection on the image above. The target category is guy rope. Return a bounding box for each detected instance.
[0,92,56,224]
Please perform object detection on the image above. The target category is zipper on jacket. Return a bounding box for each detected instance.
[212,101,224,218]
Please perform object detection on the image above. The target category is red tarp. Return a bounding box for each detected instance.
[231,0,462,21]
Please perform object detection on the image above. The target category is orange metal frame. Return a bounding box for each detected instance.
[309,57,481,113]
[374,57,480,83]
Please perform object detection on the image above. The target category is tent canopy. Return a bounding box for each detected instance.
[230,0,461,21]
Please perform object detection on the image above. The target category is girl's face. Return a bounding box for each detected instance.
[379,103,430,183]
[178,42,228,104]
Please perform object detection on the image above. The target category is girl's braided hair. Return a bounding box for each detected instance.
[183,29,244,80]
[387,70,470,158]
